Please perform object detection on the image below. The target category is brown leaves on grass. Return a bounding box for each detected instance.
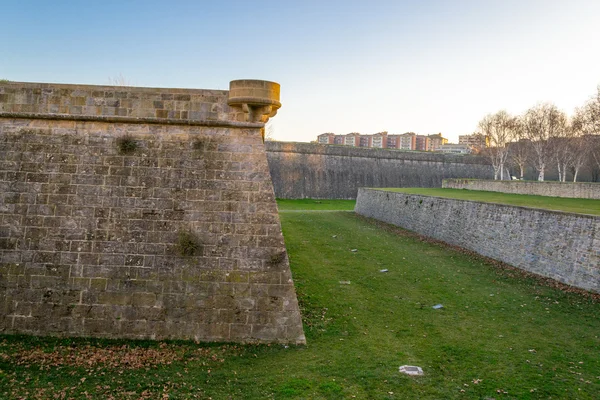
[3,342,227,371]
[1,341,238,399]
[10,345,179,370]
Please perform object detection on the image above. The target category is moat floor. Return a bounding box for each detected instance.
[1,203,598,399]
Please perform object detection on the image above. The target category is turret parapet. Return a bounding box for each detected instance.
[228,79,281,123]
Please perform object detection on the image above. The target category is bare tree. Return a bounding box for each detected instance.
[583,86,600,171]
[479,110,517,180]
[588,85,600,131]
[549,121,574,182]
[508,118,530,179]
[263,121,276,142]
[569,107,592,182]
[569,86,600,177]
[523,103,567,181]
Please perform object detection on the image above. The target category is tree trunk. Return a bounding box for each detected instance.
[557,163,563,182]
[573,169,579,182]
[519,165,524,179]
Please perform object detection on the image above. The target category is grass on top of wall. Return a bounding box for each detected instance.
[1,201,599,399]
[277,198,356,211]
[380,187,600,216]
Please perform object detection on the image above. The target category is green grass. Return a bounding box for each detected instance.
[1,201,599,399]
[277,198,356,211]
[380,188,600,216]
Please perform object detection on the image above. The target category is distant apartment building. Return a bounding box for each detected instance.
[439,143,472,154]
[316,131,447,152]
[345,132,360,146]
[317,133,335,144]
[359,135,370,147]
[398,132,416,150]
[414,135,429,151]
[386,135,398,149]
[427,133,448,151]
[371,132,387,148]
[459,133,489,152]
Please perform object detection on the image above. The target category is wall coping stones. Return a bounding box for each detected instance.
[0,81,230,94]
[0,112,264,128]
[266,141,490,165]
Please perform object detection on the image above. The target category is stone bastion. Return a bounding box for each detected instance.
[0,79,305,344]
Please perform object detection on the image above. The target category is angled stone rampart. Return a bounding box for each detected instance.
[0,80,305,344]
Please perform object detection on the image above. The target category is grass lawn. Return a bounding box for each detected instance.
[1,201,598,399]
[380,188,600,216]
[277,198,356,211]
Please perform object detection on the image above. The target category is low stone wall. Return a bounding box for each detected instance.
[355,189,599,293]
[266,142,493,199]
[443,179,600,199]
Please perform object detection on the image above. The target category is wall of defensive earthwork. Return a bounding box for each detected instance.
[266,142,493,199]
[443,179,600,199]
[0,80,305,343]
[355,189,599,293]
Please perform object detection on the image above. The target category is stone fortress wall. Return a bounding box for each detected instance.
[0,80,305,344]
[266,142,493,199]
[443,178,600,199]
[355,189,599,294]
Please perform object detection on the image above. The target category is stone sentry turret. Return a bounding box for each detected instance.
[227,79,281,124]
[0,79,305,344]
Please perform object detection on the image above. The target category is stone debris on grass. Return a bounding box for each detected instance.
[339,281,351,285]
[380,269,389,272]
[432,304,443,309]
[350,249,358,252]
[399,365,424,376]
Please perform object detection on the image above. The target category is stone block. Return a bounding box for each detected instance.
[97,292,131,306]
[131,292,156,307]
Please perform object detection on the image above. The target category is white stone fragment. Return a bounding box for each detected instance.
[399,365,424,376]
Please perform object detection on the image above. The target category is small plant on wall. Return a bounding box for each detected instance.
[268,251,286,266]
[192,139,204,151]
[116,135,137,154]
[176,230,202,257]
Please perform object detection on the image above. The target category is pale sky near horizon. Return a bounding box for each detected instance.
[2,0,599,143]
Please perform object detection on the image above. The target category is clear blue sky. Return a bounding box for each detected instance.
[2,0,599,143]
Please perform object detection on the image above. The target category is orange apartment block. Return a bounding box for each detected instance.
[317,132,446,152]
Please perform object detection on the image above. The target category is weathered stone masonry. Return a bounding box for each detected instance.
[0,80,305,343]
[266,142,493,199]
[355,189,599,293]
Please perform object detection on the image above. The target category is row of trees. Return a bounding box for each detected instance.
[479,85,600,181]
